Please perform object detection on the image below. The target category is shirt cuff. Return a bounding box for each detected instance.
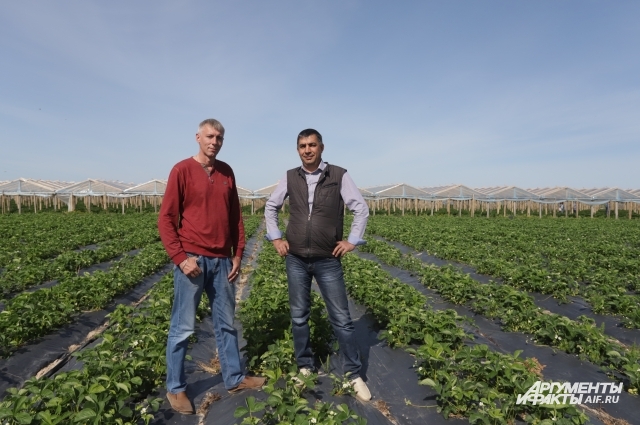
[347,235,367,246]
[235,247,244,259]
[265,229,283,241]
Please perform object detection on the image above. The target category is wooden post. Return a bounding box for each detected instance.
[121,197,125,214]
[615,201,618,219]
[629,202,632,220]
[447,200,450,215]
[401,198,405,216]
[431,201,434,216]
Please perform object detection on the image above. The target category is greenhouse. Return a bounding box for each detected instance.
[1,177,639,218]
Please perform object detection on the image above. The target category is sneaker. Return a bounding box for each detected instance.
[228,375,266,393]
[350,377,371,402]
[166,391,195,414]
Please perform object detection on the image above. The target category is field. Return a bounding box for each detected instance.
[0,212,638,424]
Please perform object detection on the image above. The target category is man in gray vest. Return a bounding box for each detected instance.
[264,128,371,401]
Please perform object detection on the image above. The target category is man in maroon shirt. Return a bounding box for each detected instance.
[158,118,265,414]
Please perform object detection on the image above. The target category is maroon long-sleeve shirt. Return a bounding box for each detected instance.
[158,158,245,266]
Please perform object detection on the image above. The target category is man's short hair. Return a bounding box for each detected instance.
[199,118,225,134]
[297,128,322,145]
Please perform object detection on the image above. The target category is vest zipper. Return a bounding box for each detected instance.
[305,169,326,257]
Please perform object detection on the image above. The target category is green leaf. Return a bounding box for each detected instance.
[0,408,12,419]
[88,383,106,394]
[234,407,249,418]
[130,376,142,385]
[419,378,436,387]
[118,406,133,418]
[73,408,97,422]
[15,412,34,425]
[115,382,130,393]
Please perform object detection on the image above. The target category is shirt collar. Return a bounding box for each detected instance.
[301,160,326,174]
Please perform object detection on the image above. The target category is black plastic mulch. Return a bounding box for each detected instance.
[382,237,640,347]
[0,263,172,397]
[0,248,142,309]
[357,250,639,425]
[150,224,464,425]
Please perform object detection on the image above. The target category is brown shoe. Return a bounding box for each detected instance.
[166,391,195,414]
[228,375,266,393]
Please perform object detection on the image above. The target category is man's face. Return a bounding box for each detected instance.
[297,135,324,170]
[196,125,224,159]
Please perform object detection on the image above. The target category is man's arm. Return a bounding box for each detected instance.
[228,170,245,281]
[264,174,289,256]
[332,171,370,257]
[158,166,189,266]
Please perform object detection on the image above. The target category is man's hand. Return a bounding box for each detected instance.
[333,241,355,257]
[272,239,289,257]
[180,257,202,278]
[228,256,241,282]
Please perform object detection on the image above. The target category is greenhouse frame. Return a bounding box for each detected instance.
[1,178,639,218]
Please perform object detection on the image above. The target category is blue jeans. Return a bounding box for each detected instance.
[166,255,244,393]
[285,254,361,379]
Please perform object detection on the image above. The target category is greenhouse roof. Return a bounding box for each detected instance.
[0,178,74,195]
[527,187,588,200]
[359,187,374,198]
[56,179,134,195]
[421,184,485,200]
[236,186,253,197]
[364,183,431,198]
[254,182,280,197]
[124,179,167,195]
[475,186,539,200]
[580,187,640,202]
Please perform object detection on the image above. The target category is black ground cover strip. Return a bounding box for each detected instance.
[381,237,640,347]
[0,248,142,309]
[357,250,640,425]
[0,263,172,397]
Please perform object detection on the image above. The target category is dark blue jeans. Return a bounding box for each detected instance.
[285,254,361,379]
[166,255,244,393]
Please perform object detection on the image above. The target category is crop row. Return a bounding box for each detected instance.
[359,238,640,395]
[340,253,588,424]
[236,231,366,424]
[0,213,159,268]
[0,242,169,357]
[367,216,640,328]
[0,215,264,423]
[0,227,160,296]
[0,270,207,425]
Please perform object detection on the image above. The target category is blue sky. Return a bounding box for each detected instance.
[1,1,639,190]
